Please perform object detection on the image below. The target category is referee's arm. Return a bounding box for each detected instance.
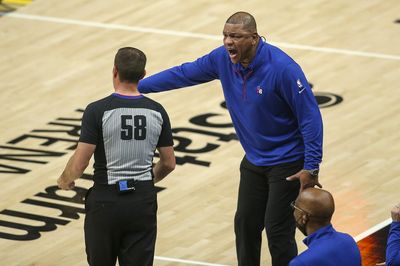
[58,142,96,190]
[153,146,175,184]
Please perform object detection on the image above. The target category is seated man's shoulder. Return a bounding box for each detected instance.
[289,249,323,266]
[290,234,361,266]
[334,231,359,246]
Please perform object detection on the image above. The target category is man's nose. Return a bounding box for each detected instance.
[224,36,234,45]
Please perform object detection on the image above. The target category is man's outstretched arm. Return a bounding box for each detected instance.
[138,50,220,93]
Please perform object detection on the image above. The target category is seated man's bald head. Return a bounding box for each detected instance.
[297,188,335,221]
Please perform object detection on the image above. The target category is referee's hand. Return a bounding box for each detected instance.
[57,177,75,190]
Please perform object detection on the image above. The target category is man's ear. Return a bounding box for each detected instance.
[140,69,146,80]
[252,34,258,45]
[113,66,118,78]
[301,213,309,224]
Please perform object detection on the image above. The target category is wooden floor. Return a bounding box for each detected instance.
[0,0,399,265]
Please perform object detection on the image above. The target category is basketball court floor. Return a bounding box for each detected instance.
[0,0,399,265]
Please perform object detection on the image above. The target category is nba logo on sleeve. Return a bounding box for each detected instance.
[297,79,306,94]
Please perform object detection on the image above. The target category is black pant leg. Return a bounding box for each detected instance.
[235,157,269,266]
[265,160,302,266]
[118,191,157,266]
[84,187,119,266]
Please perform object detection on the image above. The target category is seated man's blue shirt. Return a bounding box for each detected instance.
[289,224,361,266]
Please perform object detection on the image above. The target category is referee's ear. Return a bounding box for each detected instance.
[113,66,118,78]
[139,69,146,80]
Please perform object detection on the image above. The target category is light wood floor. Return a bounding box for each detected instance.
[0,0,399,265]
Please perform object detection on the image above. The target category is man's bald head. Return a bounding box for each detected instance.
[226,12,257,33]
[296,188,335,221]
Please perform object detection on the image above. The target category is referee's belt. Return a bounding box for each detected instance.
[116,179,136,193]
[93,179,153,193]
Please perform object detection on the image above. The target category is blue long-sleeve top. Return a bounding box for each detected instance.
[138,39,323,169]
[387,221,400,266]
[289,224,362,266]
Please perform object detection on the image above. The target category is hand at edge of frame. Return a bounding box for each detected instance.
[391,204,400,222]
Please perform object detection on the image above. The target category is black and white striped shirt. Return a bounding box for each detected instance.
[79,93,173,185]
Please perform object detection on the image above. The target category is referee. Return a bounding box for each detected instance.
[57,47,175,266]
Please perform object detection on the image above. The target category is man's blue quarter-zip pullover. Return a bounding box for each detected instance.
[138,40,323,169]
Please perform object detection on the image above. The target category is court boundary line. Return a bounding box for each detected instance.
[354,217,392,242]
[155,256,228,266]
[2,12,400,61]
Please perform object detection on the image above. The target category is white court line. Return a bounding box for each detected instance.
[2,12,400,61]
[354,218,392,242]
[155,256,228,266]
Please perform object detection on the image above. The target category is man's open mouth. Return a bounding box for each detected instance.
[227,48,238,59]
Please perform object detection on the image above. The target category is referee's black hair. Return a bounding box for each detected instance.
[114,47,146,83]
[226,11,257,33]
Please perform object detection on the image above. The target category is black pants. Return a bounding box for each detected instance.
[235,157,302,266]
[84,181,157,266]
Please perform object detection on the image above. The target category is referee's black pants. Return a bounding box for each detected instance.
[235,156,302,266]
[84,181,157,266]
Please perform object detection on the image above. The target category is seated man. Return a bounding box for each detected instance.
[289,188,362,266]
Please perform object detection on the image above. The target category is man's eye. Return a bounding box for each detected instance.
[223,34,243,40]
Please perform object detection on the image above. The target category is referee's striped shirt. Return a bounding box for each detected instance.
[79,93,173,185]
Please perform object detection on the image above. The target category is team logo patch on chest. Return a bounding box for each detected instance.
[256,86,263,95]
